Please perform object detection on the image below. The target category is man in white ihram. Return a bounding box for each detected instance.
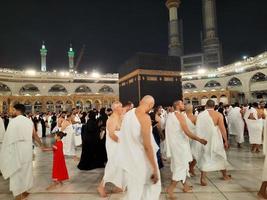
[97,101,126,197]
[0,104,43,200]
[228,103,245,148]
[165,100,207,198]
[119,95,161,200]
[0,114,5,152]
[194,100,231,186]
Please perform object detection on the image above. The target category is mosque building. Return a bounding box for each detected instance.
[0,43,118,113]
[0,0,266,113]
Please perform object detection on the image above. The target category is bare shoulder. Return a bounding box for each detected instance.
[175,112,185,120]
[138,113,151,126]
[216,111,223,119]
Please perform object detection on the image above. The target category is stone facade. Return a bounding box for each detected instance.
[182,52,267,105]
[0,70,118,113]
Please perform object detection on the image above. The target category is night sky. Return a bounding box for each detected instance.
[0,0,266,73]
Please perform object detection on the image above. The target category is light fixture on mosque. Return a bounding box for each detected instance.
[92,71,100,78]
[234,62,242,66]
[53,70,57,73]
[197,68,206,75]
[243,55,248,60]
[25,69,36,76]
[208,74,216,78]
[84,71,88,74]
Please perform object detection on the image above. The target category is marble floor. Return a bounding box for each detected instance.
[0,137,265,200]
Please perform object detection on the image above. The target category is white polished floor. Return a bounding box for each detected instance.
[0,137,265,200]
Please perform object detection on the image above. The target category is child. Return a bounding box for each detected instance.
[44,131,69,190]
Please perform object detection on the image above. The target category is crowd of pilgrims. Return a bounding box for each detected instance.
[1,98,267,200]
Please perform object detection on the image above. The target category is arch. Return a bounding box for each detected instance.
[75,85,92,93]
[228,77,242,87]
[2,101,8,113]
[192,97,199,106]
[46,101,54,112]
[0,82,11,95]
[102,100,109,107]
[48,84,68,95]
[55,100,64,113]
[24,101,32,114]
[94,99,102,109]
[183,82,197,90]
[251,91,267,101]
[204,80,221,88]
[12,100,20,106]
[84,100,92,111]
[76,100,83,110]
[201,96,209,106]
[34,101,42,113]
[19,84,40,95]
[220,95,228,104]
[210,95,218,105]
[250,72,267,83]
[65,100,73,112]
[184,97,191,104]
[98,85,114,93]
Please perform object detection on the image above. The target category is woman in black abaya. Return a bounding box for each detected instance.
[77,111,105,170]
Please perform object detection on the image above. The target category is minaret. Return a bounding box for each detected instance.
[68,44,75,72]
[40,41,47,72]
[166,0,183,57]
[202,0,223,68]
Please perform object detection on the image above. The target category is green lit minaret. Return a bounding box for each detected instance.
[68,44,75,72]
[40,41,47,72]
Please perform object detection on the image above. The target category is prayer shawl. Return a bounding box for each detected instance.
[228,107,245,143]
[165,112,192,183]
[194,110,229,172]
[119,109,161,200]
[103,130,126,189]
[245,108,263,145]
[0,115,33,196]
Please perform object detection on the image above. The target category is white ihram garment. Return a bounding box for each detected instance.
[74,115,82,146]
[263,109,267,155]
[226,106,233,135]
[119,109,161,200]
[165,112,192,183]
[0,115,33,196]
[229,107,245,144]
[262,110,267,180]
[62,124,76,156]
[103,130,126,189]
[37,122,42,138]
[0,117,5,151]
[194,110,229,172]
[245,108,263,145]
[184,114,197,159]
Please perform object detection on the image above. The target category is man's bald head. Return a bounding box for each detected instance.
[111,101,123,114]
[140,95,154,105]
[139,95,155,112]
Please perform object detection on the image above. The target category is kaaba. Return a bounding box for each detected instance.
[119,52,182,106]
